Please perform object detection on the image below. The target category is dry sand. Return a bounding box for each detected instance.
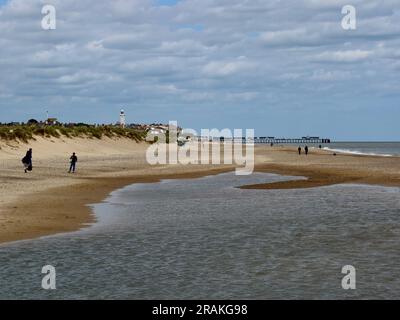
[1,137,399,244]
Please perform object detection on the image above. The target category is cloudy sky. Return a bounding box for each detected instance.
[0,0,399,140]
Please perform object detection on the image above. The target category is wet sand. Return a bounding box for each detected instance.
[244,145,400,189]
[1,138,400,244]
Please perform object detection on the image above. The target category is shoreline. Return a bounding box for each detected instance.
[1,139,400,245]
[242,151,400,190]
[321,147,397,158]
[0,166,235,245]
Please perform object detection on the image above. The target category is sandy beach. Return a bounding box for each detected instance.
[247,145,400,189]
[0,137,235,244]
[1,137,400,244]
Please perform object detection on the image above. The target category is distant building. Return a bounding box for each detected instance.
[148,126,166,136]
[46,118,58,125]
[119,109,126,128]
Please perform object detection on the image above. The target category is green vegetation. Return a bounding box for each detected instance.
[0,124,146,143]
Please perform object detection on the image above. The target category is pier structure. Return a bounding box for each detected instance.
[253,137,331,144]
[193,136,331,144]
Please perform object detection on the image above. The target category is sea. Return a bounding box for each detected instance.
[323,142,400,157]
[1,161,400,299]
[265,141,400,157]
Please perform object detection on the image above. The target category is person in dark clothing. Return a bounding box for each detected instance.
[69,152,78,173]
[298,146,301,155]
[22,148,32,173]
[305,145,309,155]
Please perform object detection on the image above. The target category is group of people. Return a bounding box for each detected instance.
[298,145,309,155]
[22,149,78,174]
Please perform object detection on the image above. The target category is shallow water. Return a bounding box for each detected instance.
[1,172,400,299]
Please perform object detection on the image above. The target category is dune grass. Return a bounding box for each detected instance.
[0,125,146,143]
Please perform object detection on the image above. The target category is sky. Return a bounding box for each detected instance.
[0,0,399,140]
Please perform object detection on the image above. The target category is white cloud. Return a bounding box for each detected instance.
[202,58,254,77]
[315,50,373,62]
[260,28,321,46]
[310,69,354,81]
[0,0,399,138]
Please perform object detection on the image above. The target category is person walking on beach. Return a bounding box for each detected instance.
[305,145,309,155]
[298,146,301,155]
[69,152,78,173]
[22,148,32,173]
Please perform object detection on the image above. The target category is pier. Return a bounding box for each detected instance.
[194,136,331,144]
[253,137,331,144]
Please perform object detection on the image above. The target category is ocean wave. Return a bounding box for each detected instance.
[323,147,394,157]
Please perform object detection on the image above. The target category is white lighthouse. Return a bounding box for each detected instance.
[119,109,126,128]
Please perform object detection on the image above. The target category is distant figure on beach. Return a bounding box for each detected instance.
[319,145,322,149]
[69,152,78,173]
[22,148,32,173]
[298,146,301,155]
[305,146,309,155]
[270,142,274,147]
